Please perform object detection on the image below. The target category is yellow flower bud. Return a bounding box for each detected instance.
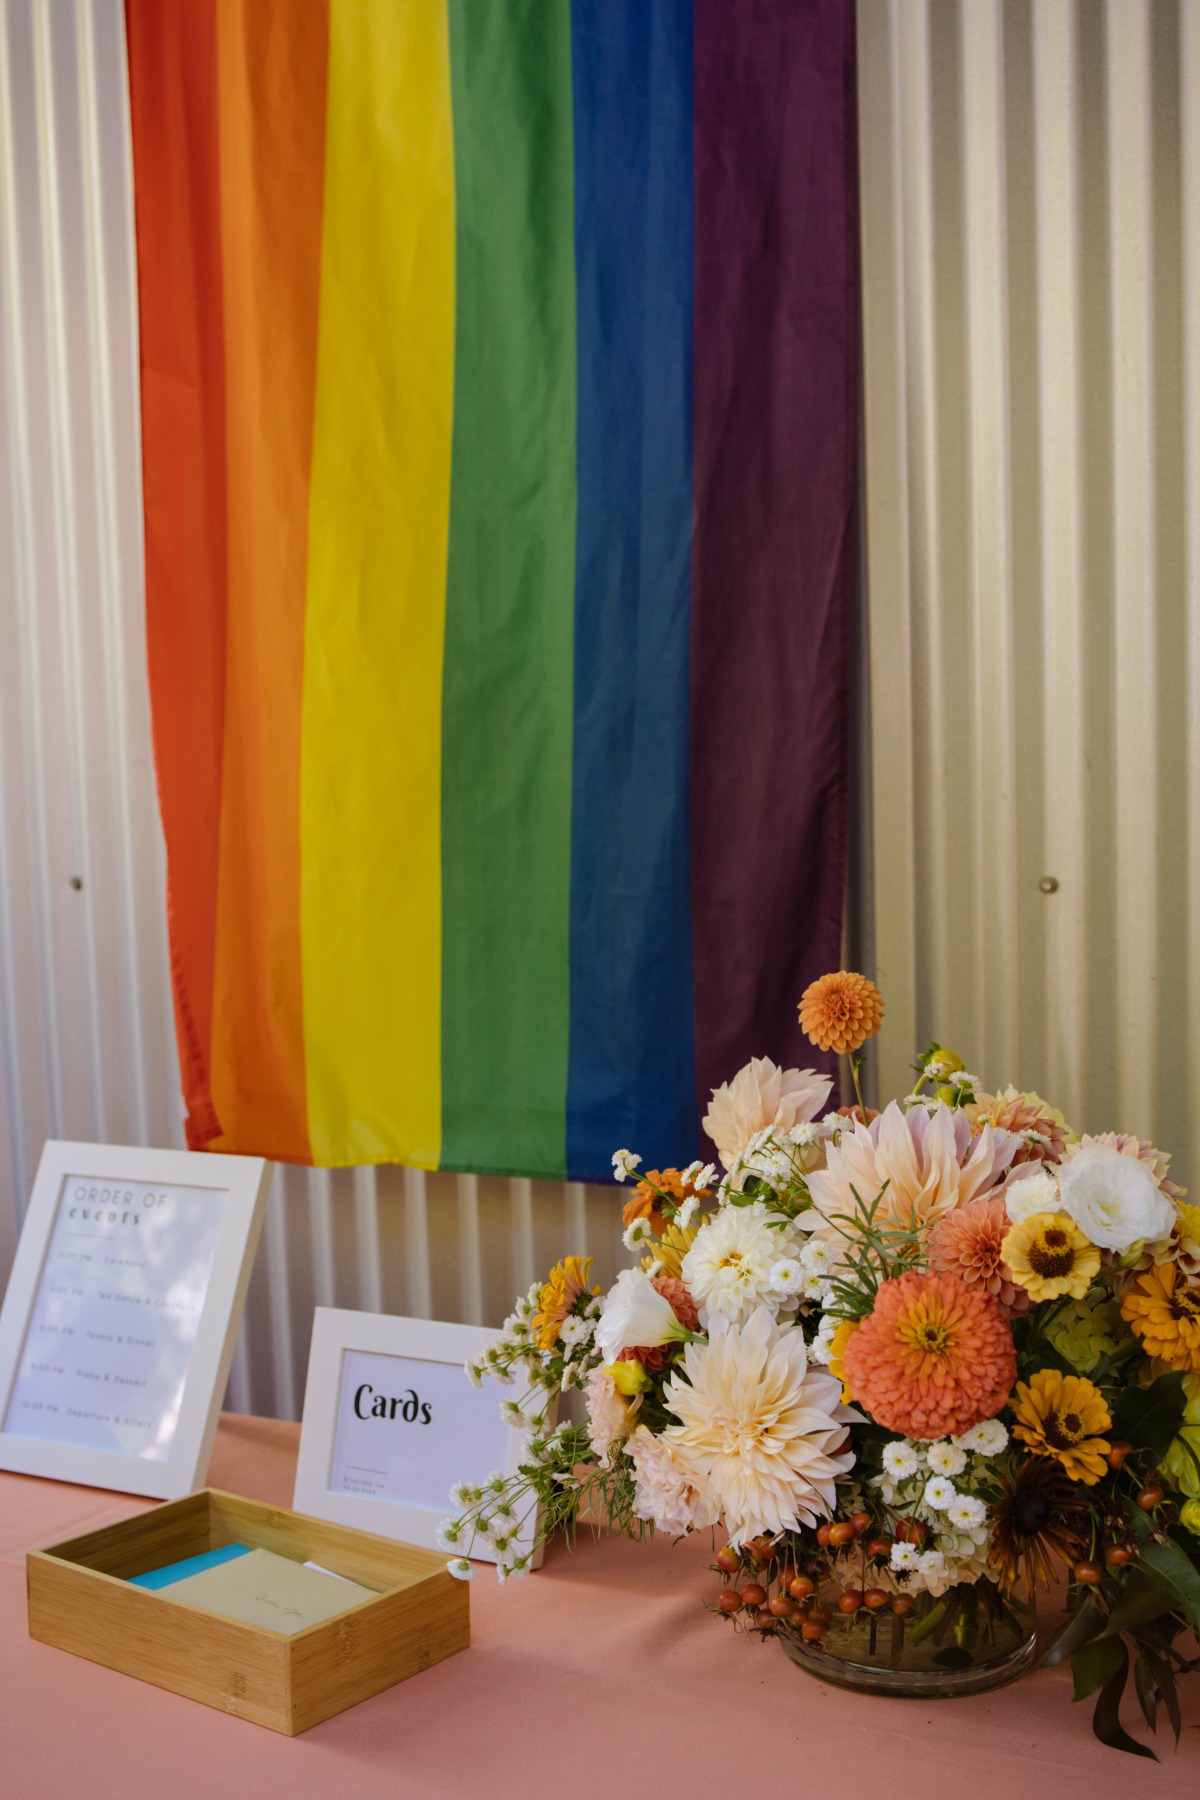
[605,1359,650,1396]
[1180,1498,1200,1539]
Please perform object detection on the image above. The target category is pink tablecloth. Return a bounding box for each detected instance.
[2,1412,1197,1798]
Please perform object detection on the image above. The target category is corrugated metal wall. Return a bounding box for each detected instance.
[0,0,623,1421]
[857,0,1199,1195]
[4,0,1198,1420]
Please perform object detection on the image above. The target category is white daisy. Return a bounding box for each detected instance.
[926,1441,968,1478]
[954,1417,1009,1456]
[923,1476,957,1510]
[446,1558,474,1581]
[890,1541,920,1570]
[881,1440,922,1479]
[612,1149,642,1182]
[946,1494,987,1530]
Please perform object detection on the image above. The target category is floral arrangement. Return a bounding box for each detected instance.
[442,971,1200,1757]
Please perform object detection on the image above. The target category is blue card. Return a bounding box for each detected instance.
[128,1543,252,1590]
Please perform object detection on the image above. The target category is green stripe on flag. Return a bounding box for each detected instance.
[440,0,577,1177]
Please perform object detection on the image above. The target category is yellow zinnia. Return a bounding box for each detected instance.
[1012,1368,1112,1484]
[1001,1212,1100,1301]
[1121,1263,1200,1375]
[532,1255,597,1351]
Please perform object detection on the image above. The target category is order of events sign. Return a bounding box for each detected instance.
[294,1308,542,1566]
[0,1142,270,1498]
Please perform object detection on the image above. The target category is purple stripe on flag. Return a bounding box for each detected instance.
[690,0,857,1123]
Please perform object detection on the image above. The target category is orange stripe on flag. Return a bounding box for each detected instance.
[125,0,227,1147]
[207,0,330,1159]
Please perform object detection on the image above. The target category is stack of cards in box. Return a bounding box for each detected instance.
[129,1543,377,1633]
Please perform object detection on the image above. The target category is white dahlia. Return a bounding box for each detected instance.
[806,1100,1019,1253]
[660,1309,857,1546]
[681,1203,801,1326]
[702,1057,832,1172]
[625,1426,720,1537]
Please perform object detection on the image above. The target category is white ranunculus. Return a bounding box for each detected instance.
[593,1268,689,1364]
[1055,1142,1175,1252]
[1003,1167,1062,1222]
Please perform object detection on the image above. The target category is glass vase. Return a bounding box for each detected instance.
[778,1577,1036,1698]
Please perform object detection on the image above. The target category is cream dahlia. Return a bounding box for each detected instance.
[805,1101,1019,1253]
[702,1057,832,1172]
[661,1309,857,1546]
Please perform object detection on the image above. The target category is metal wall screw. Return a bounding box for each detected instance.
[1038,876,1059,895]
[68,876,83,891]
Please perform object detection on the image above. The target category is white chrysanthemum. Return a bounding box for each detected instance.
[661,1309,857,1547]
[954,1417,1009,1455]
[769,1258,805,1296]
[926,1441,968,1478]
[682,1204,800,1325]
[806,1101,1019,1253]
[923,1476,957,1510]
[799,1237,834,1275]
[559,1313,593,1346]
[808,1313,840,1366]
[676,1194,701,1230]
[890,1541,920,1570]
[1056,1142,1176,1251]
[625,1426,721,1537]
[584,1364,637,1459]
[881,1440,922,1479]
[916,1549,947,1579]
[702,1057,833,1171]
[946,1494,987,1530]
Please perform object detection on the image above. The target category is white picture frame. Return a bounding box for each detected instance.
[294,1307,545,1567]
[0,1140,270,1498]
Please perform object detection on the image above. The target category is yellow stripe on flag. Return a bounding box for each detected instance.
[301,0,454,1165]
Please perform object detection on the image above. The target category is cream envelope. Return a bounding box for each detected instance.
[165,1547,376,1634]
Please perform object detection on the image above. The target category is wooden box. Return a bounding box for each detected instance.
[26,1487,470,1735]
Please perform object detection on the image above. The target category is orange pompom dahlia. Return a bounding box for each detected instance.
[928,1196,1030,1317]
[799,971,884,1056]
[842,1270,1016,1440]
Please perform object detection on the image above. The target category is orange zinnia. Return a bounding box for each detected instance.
[842,1270,1015,1440]
[799,971,884,1056]
[1121,1263,1200,1374]
[622,1166,710,1235]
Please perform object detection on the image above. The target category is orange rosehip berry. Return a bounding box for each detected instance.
[816,1524,832,1547]
[789,1574,815,1600]
[1136,1486,1165,1511]
[717,1588,742,1614]
[741,1582,767,1609]
[1105,1545,1134,1567]
[769,1595,795,1620]
[716,1545,740,1575]
[755,1608,776,1630]
[896,1518,930,1547]
[828,1521,857,1549]
[1074,1561,1104,1585]
[801,1619,827,1642]
[891,1593,915,1617]
[865,1537,892,1560]
[1106,1441,1134,1470]
[838,1590,864,1613]
[850,1512,872,1537]
[863,1588,890,1610]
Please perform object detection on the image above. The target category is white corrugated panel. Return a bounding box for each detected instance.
[857,0,1200,1195]
[0,0,623,1421]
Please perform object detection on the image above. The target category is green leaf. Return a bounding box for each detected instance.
[1103,1570,1176,1636]
[1132,1651,1160,1734]
[1090,1641,1157,1759]
[1034,1594,1102,1669]
[1072,1633,1125,1701]
[1111,1371,1186,1458]
[1136,1538,1200,1633]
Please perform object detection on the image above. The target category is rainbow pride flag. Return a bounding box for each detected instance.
[125,0,856,1182]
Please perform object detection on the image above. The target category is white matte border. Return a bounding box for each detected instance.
[0,1140,270,1498]
[294,1307,546,1567]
